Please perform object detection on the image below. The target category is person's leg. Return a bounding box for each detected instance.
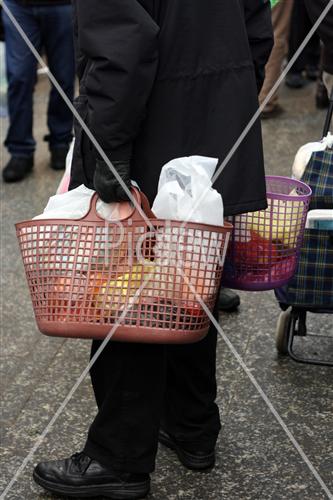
[259,0,294,115]
[302,7,320,79]
[84,340,166,474]
[2,0,40,158]
[162,303,221,453]
[287,0,307,75]
[34,340,165,498]
[316,48,329,110]
[39,3,75,160]
[305,33,320,79]
[286,0,320,86]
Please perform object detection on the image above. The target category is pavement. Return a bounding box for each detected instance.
[1,76,333,500]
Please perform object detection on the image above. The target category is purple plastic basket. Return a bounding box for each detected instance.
[222,176,312,291]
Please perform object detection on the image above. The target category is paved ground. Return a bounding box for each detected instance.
[1,76,333,500]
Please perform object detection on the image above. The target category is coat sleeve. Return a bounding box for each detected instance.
[75,0,159,161]
[305,0,333,74]
[242,0,274,93]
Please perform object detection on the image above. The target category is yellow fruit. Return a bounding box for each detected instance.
[249,199,303,247]
[95,262,155,309]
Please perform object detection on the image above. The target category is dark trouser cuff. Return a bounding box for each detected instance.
[83,440,155,475]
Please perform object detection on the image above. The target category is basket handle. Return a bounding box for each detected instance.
[136,191,156,221]
[82,188,156,223]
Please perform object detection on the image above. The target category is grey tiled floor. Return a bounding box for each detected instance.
[1,77,332,500]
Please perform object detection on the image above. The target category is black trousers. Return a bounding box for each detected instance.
[288,0,320,74]
[83,306,221,474]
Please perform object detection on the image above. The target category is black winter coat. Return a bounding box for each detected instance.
[70,0,273,216]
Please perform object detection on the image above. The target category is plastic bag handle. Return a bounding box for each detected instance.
[82,188,156,223]
[322,87,333,138]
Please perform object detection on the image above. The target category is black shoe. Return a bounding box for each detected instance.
[306,65,319,81]
[50,146,69,170]
[33,452,150,499]
[2,156,34,183]
[218,287,240,312]
[159,429,215,471]
[285,72,307,89]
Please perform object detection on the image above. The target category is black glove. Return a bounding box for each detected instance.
[93,159,131,203]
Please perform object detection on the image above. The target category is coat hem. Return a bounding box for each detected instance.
[224,196,268,217]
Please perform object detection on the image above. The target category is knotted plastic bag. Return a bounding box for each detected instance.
[150,156,224,302]
[152,156,224,225]
[292,132,333,180]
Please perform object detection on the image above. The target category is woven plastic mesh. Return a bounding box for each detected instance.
[222,176,312,291]
[16,205,232,342]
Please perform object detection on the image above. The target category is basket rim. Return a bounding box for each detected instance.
[265,175,312,201]
[15,217,233,235]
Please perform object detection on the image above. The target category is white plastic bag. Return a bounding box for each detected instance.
[292,132,333,180]
[34,184,127,221]
[149,156,224,302]
[152,156,224,225]
[31,185,133,273]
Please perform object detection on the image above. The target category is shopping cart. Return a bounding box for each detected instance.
[275,90,333,367]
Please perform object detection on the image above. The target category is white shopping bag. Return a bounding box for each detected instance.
[292,132,333,180]
[152,156,224,225]
[149,156,225,302]
[34,184,130,221]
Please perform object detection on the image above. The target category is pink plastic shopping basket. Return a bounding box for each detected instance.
[222,176,312,291]
[16,189,232,344]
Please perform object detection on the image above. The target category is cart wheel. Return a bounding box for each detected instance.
[276,309,291,355]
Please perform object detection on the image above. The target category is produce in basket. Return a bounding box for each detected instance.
[94,262,155,310]
[233,230,280,266]
[123,299,205,330]
[49,274,95,320]
[249,198,303,248]
[239,254,296,283]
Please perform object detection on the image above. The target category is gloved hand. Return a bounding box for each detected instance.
[93,159,131,203]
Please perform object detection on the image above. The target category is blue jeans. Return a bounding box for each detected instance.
[2,0,75,157]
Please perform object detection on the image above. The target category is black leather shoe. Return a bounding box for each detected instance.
[2,156,34,182]
[33,452,150,499]
[306,65,319,81]
[218,287,240,312]
[50,146,69,170]
[159,429,215,471]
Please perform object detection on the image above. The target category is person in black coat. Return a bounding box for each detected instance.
[33,2,273,499]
